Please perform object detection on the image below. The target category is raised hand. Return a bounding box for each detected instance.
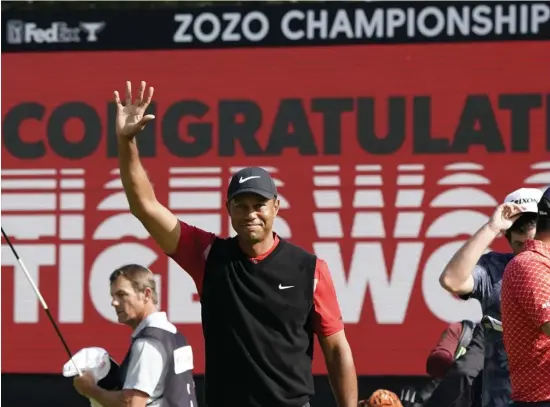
[487,202,523,233]
[113,80,155,139]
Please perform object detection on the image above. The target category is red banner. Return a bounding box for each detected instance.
[2,42,550,375]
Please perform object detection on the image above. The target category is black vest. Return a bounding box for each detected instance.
[201,237,317,407]
[118,326,198,407]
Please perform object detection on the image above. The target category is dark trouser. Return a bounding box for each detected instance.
[512,402,550,407]
[424,324,485,407]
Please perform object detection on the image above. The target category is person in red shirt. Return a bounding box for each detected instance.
[501,187,550,407]
[113,81,358,407]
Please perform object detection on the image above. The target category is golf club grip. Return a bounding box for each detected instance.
[1,227,20,259]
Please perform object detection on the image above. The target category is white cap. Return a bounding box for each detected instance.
[503,187,543,214]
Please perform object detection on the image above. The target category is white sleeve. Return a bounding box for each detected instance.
[123,338,167,396]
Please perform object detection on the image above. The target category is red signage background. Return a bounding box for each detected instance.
[2,42,549,375]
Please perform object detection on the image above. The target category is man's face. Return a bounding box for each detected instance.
[508,227,536,254]
[110,277,147,327]
[227,193,279,242]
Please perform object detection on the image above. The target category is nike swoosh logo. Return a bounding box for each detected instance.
[278,284,294,290]
[239,176,261,183]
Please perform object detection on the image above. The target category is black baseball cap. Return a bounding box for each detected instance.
[227,167,278,202]
[538,187,550,219]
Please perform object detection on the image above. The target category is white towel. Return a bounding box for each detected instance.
[62,347,113,407]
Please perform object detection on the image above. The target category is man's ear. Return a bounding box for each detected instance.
[273,198,280,216]
[143,287,153,303]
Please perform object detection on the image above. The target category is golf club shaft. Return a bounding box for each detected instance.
[1,227,82,376]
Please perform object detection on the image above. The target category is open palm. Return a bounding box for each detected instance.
[114,81,155,139]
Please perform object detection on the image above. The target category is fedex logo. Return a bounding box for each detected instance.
[6,20,105,45]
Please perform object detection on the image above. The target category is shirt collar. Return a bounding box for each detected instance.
[523,239,550,260]
[132,311,167,338]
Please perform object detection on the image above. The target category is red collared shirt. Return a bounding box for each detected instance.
[501,239,550,402]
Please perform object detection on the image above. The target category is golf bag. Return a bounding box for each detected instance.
[399,320,479,407]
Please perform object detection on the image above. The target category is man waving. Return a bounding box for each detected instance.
[114,81,358,407]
